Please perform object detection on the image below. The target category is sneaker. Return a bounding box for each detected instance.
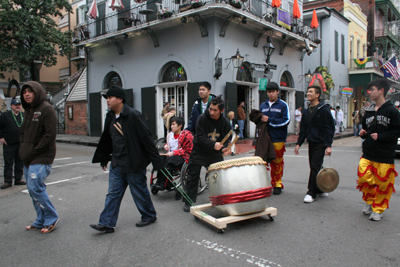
[369,212,383,221]
[362,204,372,215]
[317,193,329,197]
[303,194,315,203]
[273,187,282,195]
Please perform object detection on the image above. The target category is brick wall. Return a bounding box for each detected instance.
[65,100,88,135]
[303,0,344,12]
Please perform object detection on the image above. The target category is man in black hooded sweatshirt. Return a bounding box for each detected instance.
[294,85,335,203]
[357,78,400,221]
[183,96,230,212]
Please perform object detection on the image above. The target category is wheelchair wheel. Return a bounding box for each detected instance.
[180,163,208,195]
[155,137,166,153]
[151,188,159,195]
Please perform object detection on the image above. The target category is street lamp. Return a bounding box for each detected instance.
[231,49,244,68]
[304,69,313,83]
[263,36,275,64]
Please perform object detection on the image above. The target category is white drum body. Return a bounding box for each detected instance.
[208,157,272,216]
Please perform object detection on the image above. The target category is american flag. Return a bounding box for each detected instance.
[383,57,400,81]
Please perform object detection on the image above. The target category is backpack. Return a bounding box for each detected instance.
[354,110,362,125]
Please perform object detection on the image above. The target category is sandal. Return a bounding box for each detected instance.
[41,219,59,234]
[26,224,39,230]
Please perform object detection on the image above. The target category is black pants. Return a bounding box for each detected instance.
[156,155,185,186]
[185,152,223,203]
[3,144,23,184]
[307,143,326,198]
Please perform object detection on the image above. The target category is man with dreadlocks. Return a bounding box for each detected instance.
[259,82,290,195]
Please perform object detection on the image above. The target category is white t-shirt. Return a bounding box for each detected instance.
[268,101,275,108]
[330,110,336,120]
[167,132,179,152]
[295,109,302,122]
[336,110,344,122]
[201,101,208,114]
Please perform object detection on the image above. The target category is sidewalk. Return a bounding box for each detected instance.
[56,128,355,155]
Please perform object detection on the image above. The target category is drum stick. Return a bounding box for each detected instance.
[159,153,167,156]
[113,124,124,136]
[226,135,239,151]
[220,130,233,145]
[116,122,122,130]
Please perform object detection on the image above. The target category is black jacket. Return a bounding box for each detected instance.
[185,94,216,134]
[0,111,23,145]
[92,105,163,172]
[297,102,335,147]
[192,109,231,155]
[361,100,400,164]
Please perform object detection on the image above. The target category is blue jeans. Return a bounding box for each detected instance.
[238,120,245,138]
[25,164,58,227]
[99,165,156,228]
[354,124,362,136]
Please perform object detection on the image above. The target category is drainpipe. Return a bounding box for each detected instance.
[68,11,72,77]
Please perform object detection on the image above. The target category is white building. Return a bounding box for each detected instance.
[76,0,319,137]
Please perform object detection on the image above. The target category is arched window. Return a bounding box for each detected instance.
[236,63,252,82]
[159,61,187,83]
[280,71,293,88]
[104,71,122,88]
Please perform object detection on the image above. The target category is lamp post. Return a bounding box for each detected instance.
[263,36,275,64]
[231,49,244,68]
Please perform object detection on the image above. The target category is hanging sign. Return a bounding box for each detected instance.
[277,9,291,30]
[341,87,353,96]
[259,78,268,91]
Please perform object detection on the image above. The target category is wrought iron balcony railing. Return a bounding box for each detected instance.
[349,56,383,71]
[75,0,318,44]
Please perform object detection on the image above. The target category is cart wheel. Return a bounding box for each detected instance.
[268,215,274,221]
[193,216,199,221]
[151,188,159,195]
[217,229,225,234]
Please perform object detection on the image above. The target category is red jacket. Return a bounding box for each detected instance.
[168,130,193,163]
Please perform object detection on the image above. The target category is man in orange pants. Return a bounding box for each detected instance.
[358,78,400,221]
[260,82,290,195]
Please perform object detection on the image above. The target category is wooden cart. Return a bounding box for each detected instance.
[190,203,277,233]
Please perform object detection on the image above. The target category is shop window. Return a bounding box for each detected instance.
[236,63,253,82]
[160,61,187,83]
[280,71,293,88]
[104,71,122,88]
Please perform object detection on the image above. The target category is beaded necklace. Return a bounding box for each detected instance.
[12,112,23,127]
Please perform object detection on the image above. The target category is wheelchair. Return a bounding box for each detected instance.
[149,161,208,197]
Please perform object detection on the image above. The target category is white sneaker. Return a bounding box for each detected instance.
[362,204,372,215]
[303,194,315,203]
[369,212,383,221]
[317,193,329,197]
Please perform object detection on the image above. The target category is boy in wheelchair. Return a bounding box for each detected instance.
[154,117,193,190]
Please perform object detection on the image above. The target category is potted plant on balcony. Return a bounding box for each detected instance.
[72,37,80,44]
[229,0,242,8]
[157,8,173,19]
[191,0,203,8]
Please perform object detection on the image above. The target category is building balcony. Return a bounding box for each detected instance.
[349,56,383,75]
[74,0,318,50]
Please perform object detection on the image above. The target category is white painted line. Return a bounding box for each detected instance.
[54,157,72,161]
[21,175,86,194]
[52,161,91,168]
[187,239,281,266]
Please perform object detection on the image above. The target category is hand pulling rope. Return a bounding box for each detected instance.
[160,168,208,219]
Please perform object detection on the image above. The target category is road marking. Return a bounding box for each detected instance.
[54,157,72,161]
[52,161,91,168]
[21,175,87,194]
[187,239,281,267]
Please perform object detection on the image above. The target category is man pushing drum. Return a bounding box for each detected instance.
[183,96,231,212]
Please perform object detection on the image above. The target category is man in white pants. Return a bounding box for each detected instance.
[335,106,343,134]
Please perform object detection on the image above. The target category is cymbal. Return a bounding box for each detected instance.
[316,167,339,193]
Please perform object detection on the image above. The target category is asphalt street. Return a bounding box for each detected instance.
[0,137,399,267]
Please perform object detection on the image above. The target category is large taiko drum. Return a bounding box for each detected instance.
[207,156,272,216]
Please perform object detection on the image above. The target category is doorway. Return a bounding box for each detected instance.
[237,85,252,138]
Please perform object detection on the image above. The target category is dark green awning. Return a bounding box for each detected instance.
[349,73,382,89]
